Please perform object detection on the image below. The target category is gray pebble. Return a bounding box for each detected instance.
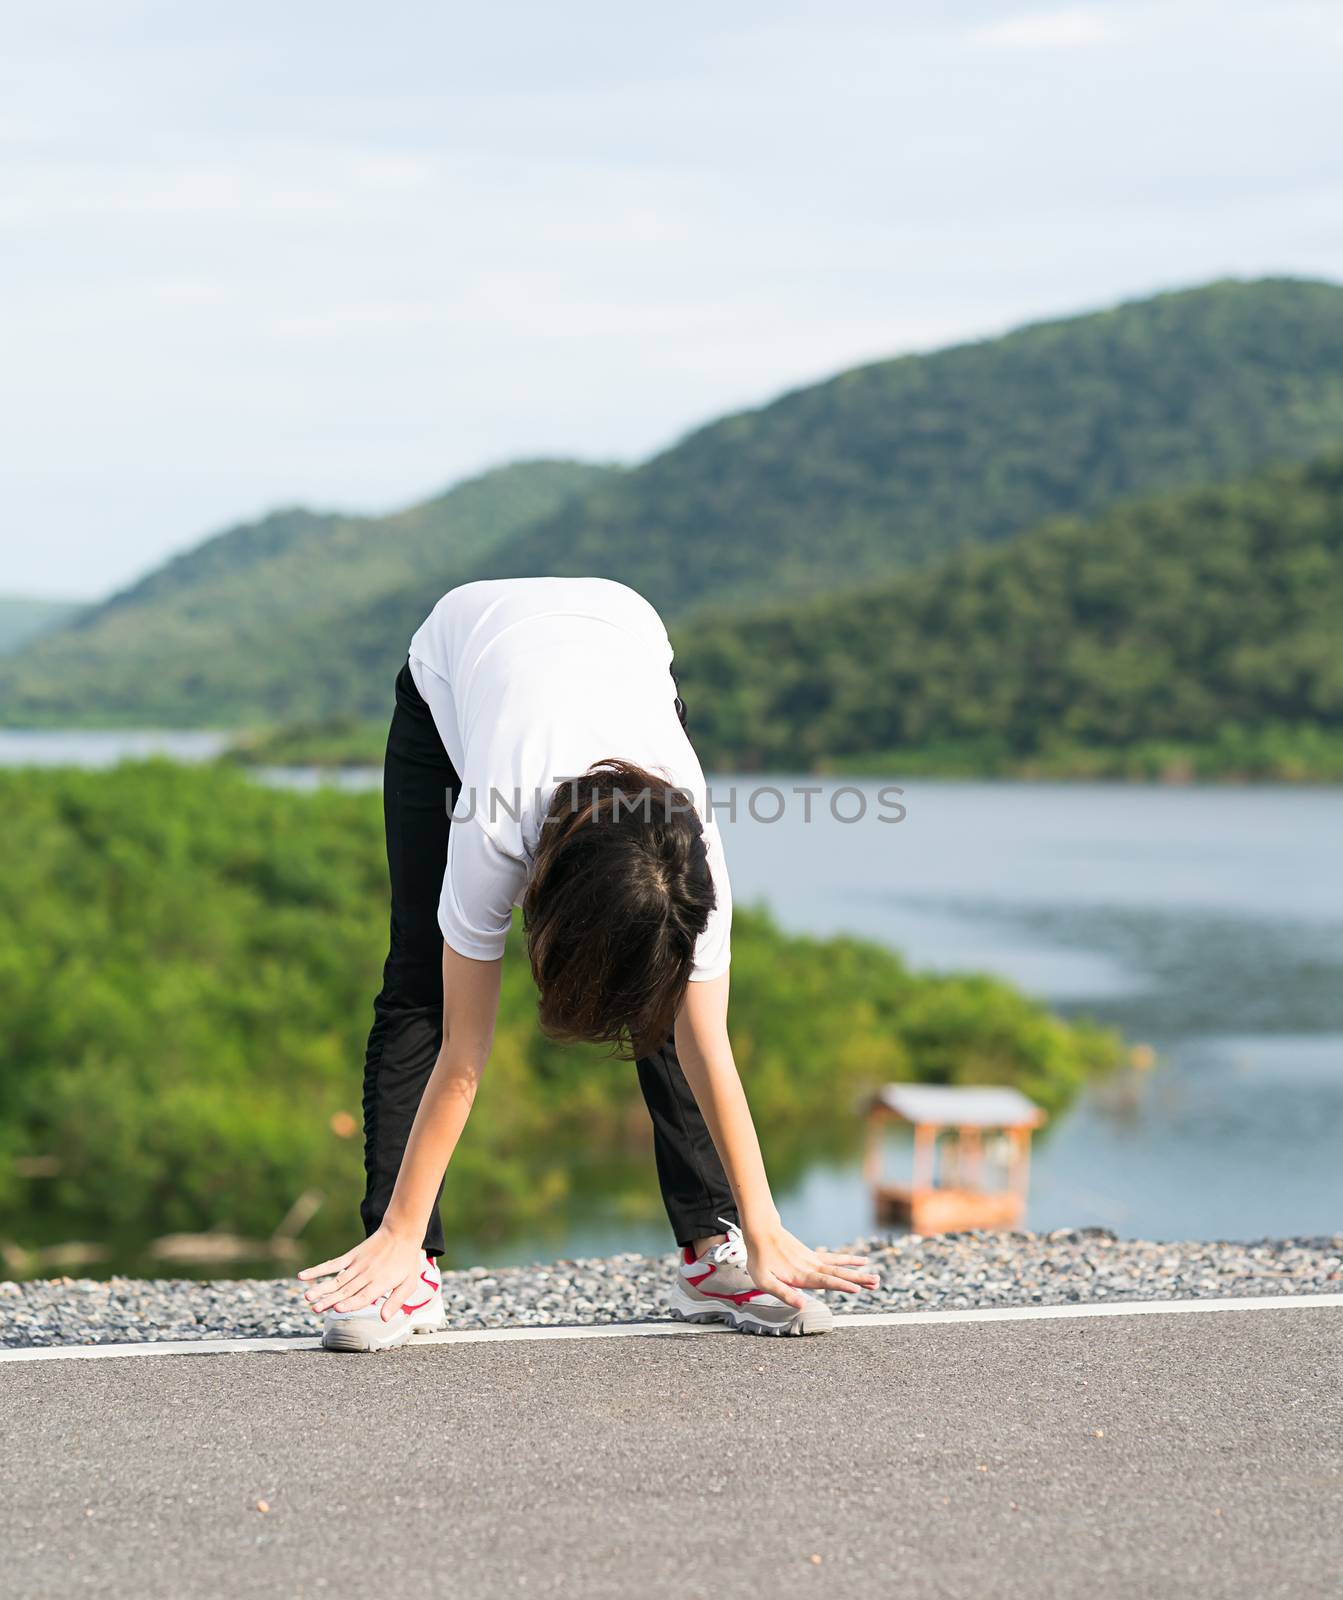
[2,1230,1340,1349]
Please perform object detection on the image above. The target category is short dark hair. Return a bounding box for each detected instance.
[522,758,717,1059]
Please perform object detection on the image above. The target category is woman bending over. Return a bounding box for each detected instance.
[300,576,876,1349]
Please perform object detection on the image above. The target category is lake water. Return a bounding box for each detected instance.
[0,728,230,766]
[489,778,1343,1256]
[725,779,1342,1246]
[4,731,1340,1251]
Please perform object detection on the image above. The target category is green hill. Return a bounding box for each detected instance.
[7,277,1343,732]
[221,277,1343,738]
[674,451,1343,777]
[0,460,613,725]
[460,277,1343,617]
[0,597,86,655]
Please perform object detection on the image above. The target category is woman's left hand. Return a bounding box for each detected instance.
[297,1225,427,1320]
[744,1222,879,1310]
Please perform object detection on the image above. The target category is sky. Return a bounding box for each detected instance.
[4,0,1342,600]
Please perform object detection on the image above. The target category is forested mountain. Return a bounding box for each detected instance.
[0,597,85,655]
[0,460,612,724]
[6,276,1343,731]
[457,277,1343,616]
[674,452,1343,773]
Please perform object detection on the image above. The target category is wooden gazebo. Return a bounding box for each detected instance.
[864,1084,1045,1234]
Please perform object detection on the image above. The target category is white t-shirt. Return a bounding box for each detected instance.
[406,576,732,981]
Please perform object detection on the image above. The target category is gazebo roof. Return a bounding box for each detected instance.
[868,1083,1045,1129]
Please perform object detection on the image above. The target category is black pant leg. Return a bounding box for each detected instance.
[636,667,739,1248]
[636,1032,740,1249]
[360,660,461,1258]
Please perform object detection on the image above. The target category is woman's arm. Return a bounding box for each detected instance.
[674,972,878,1307]
[299,945,502,1318]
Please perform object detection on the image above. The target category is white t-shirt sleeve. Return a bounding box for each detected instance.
[439,819,526,963]
[689,817,732,981]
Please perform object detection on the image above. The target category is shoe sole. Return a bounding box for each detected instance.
[321,1310,448,1354]
[666,1283,833,1337]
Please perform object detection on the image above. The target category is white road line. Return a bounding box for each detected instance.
[1,1292,1340,1365]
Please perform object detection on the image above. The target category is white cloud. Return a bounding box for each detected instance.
[0,1,1340,596]
[969,6,1120,50]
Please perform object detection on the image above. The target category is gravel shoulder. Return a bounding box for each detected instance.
[4,1228,1341,1349]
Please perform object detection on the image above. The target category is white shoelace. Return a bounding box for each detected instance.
[709,1217,748,1268]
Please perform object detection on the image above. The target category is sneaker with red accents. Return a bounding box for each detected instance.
[320,1251,446,1352]
[667,1220,833,1336]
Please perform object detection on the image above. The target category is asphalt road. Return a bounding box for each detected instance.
[4,1308,1340,1599]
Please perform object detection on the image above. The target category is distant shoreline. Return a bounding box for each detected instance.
[221,720,1343,784]
[2,720,1342,784]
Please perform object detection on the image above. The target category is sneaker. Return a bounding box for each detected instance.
[320,1252,447,1352]
[667,1219,834,1336]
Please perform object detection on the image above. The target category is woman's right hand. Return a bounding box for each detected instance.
[297,1225,428,1321]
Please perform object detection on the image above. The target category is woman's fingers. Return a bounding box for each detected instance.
[301,1265,357,1299]
[334,1280,377,1305]
[825,1264,880,1288]
[297,1252,355,1282]
[330,1276,376,1313]
[303,1280,342,1307]
[380,1273,416,1322]
[813,1252,874,1274]
[753,1266,807,1311]
[303,1271,355,1305]
[309,1271,373,1313]
[795,1243,877,1280]
[792,1267,868,1295]
[761,1273,803,1312]
[298,1230,428,1318]
[781,1252,879,1295]
[303,1253,372,1304]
